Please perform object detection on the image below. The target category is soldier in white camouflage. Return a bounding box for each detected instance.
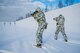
[31,7,48,48]
[53,14,68,42]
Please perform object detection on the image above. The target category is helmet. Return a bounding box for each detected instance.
[59,14,62,17]
[59,14,62,16]
[36,7,41,12]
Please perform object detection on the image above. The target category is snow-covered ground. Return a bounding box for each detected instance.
[0,3,80,53]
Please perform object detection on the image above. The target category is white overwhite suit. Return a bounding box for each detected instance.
[53,14,68,42]
[31,7,48,47]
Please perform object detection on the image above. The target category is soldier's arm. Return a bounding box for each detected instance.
[38,12,44,18]
[62,16,65,22]
[53,18,56,20]
[35,12,44,20]
[63,17,65,22]
[53,17,57,21]
[39,12,46,21]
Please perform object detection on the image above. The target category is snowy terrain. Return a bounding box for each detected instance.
[0,3,80,53]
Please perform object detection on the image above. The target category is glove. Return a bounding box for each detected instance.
[56,23,58,25]
[31,14,35,17]
[53,18,56,20]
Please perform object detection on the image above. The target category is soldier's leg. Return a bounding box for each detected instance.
[44,23,48,29]
[36,26,44,46]
[54,26,59,40]
[35,28,42,48]
[61,26,68,42]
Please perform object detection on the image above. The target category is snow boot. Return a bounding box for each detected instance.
[65,39,68,42]
[64,35,68,42]
[54,35,58,40]
[35,44,42,48]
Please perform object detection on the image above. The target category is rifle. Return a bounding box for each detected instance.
[31,11,38,17]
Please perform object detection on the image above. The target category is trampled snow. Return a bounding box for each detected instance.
[0,3,80,53]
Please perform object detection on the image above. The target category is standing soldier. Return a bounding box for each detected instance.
[31,7,48,48]
[53,14,68,42]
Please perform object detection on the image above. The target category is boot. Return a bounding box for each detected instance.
[64,35,68,42]
[35,44,42,48]
[54,35,58,40]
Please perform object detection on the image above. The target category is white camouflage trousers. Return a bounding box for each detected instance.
[55,25,67,40]
[36,22,47,44]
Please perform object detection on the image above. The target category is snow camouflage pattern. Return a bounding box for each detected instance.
[31,7,48,45]
[53,14,68,42]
